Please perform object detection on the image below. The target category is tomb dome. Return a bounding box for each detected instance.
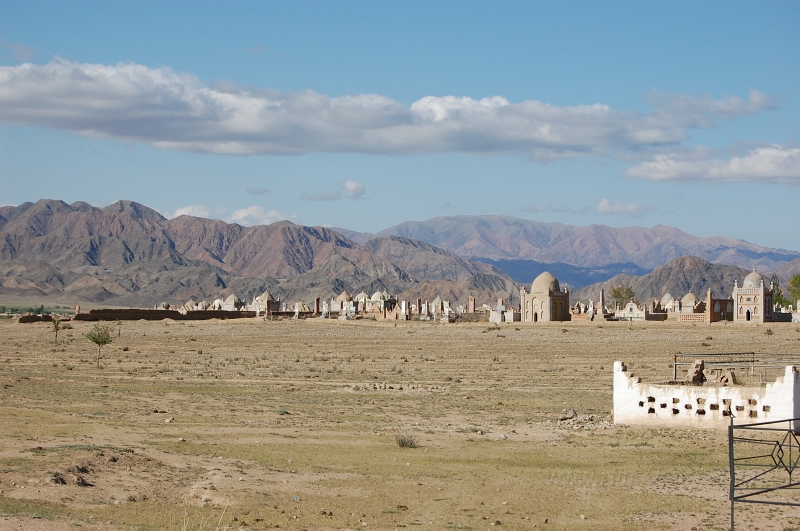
[335,290,352,302]
[257,290,275,302]
[660,293,674,307]
[681,292,698,305]
[743,270,764,289]
[531,271,560,294]
[371,291,386,301]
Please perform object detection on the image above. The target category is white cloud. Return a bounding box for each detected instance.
[624,145,800,184]
[229,205,293,226]
[1,40,35,61]
[300,191,341,201]
[336,180,365,199]
[0,59,775,161]
[171,204,211,219]
[596,198,656,217]
[643,89,774,126]
[520,203,590,215]
[246,186,269,196]
[520,203,551,214]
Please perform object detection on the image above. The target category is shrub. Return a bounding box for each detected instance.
[395,434,418,448]
[86,323,113,367]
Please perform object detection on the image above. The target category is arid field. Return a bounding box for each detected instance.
[2,317,800,531]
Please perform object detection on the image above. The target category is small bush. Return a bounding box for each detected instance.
[395,434,418,448]
[765,328,774,336]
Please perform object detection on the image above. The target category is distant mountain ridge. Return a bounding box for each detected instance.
[2,200,797,309]
[474,258,651,289]
[373,215,799,271]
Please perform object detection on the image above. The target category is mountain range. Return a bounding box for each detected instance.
[339,215,800,271]
[1,199,798,309]
[0,200,519,307]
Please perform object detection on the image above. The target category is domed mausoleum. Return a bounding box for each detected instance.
[733,269,774,322]
[520,271,570,323]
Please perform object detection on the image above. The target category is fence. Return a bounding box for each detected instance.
[728,416,800,530]
[673,352,800,385]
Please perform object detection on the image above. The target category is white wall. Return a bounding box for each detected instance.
[613,361,798,428]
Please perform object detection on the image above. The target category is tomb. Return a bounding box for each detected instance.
[613,360,799,428]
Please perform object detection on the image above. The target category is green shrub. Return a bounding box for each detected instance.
[395,434,418,448]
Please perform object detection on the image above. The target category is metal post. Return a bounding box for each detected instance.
[728,412,735,531]
[673,353,677,382]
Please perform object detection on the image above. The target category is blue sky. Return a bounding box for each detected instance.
[1,1,799,250]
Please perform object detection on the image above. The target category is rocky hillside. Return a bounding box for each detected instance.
[365,235,499,282]
[0,199,518,307]
[571,256,751,304]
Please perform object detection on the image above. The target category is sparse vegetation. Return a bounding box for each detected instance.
[52,317,61,342]
[789,273,800,305]
[609,286,635,306]
[86,323,113,367]
[395,433,418,448]
[0,318,794,529]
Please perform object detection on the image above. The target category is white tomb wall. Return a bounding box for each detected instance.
[613,361,799,428]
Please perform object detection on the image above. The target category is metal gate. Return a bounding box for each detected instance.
[729,415,800,530]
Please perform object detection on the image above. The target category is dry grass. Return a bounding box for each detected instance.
[1,317,800,530]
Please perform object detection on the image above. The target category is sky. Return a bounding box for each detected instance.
[1,1,799,251]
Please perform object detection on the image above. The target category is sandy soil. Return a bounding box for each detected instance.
[2,316,800,530]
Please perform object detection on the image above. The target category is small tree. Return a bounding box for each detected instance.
[116,319,122,338]
[609,286,635,307]
[789,273,800,307]
[86,323,113,368]
[771,273,789,307]
[52,317,62,343]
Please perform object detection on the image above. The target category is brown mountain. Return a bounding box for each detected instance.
[365,235,491,281]
[0,200,186,269]
[571,256,751,304]
[0,199,517,307]
[772,258,800,282]
[376,215,799,270]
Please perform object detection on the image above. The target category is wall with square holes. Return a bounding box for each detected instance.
[613,361,799,428]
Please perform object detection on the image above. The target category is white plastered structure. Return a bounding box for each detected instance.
[613,361,800,428]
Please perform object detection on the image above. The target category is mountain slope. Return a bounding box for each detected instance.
[0,199,517,307]
[366,235,487,281]
[571,256,751,303]
[376,215,799,270]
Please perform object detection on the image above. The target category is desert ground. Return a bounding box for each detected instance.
[2,316,800,531]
